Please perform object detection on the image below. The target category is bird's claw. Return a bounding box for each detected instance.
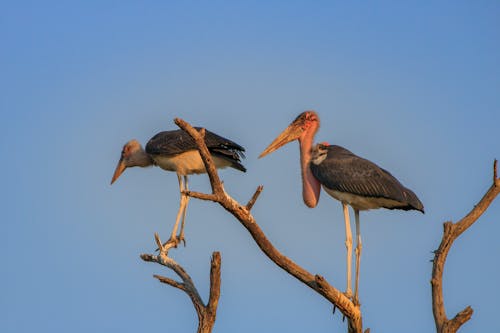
[162,234,186,248]
[171,236,181,248]
[342,290,361,306]
[179,234,187,247]
[156,235,181,251]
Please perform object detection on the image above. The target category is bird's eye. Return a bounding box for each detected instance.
[306,112,317,122]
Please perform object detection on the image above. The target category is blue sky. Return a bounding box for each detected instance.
[3,1,499,332]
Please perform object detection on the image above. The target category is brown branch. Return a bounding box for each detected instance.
[153,274,187,291]
[174,119,224,196]
[431,159,500,333]
[246,185,264,211]
[183,190,220,202]
[175,118,364,333]
[207,252,222,318]
[141,244,222,333]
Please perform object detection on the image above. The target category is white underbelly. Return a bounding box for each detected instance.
[152,150,232,175]
[323,186,405,211]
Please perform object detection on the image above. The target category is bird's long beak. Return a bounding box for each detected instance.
[110,158,126,185]
[259,121,303,158]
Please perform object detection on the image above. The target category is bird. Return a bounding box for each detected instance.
[259,111,423,304]
[111,127,246,246]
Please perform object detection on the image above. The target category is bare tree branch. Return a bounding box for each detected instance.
[174,118,365,333]
[183,190,219,202]
[141,233,222,333]
[431,159,500,333]
[207,252,222,318]
[246,185,263,211]
[153,274,187,291]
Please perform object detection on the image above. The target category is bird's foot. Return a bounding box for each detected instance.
[158,235,181,251]
[166,233,187,248]
[343,290,353,300]
[178,233,187,247]
[342,290,361,305]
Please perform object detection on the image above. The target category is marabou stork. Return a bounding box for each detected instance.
[111,128,246,245]
[259,111,423,303]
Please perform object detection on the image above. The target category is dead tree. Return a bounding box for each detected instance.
[431,160,499,333]
[141,234,221,333]
[174,118,366,333]
[140,117,498,333]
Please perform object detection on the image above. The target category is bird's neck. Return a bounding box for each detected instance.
[298,126,321,208]
[129,148,154,168]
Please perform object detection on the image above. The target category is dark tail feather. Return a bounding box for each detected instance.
[230,161,247,173]
[403,188,424,213]
[210,148,246,173]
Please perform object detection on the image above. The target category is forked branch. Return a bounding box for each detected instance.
[431,160,499,333]
[174,118,365,333]
[141,233,221,333]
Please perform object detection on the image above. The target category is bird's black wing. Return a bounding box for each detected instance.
[145,128,246,172]
[310,145,423,212]
[204,128,246,172]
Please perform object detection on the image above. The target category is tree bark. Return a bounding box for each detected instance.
[431,160,499,333]
[141,233,221,333]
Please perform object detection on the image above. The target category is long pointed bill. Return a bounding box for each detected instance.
[110,159,126,185]
[259,122,303,158]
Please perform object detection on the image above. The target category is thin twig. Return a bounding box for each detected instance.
[246,185,264,211]
[154,232,163,252]
[494,159,497,182]
[184,190,219,202]
[154,274,187,291]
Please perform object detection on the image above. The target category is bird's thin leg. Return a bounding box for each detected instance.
[354,209,362,305]
[343,203,353,299]
[169,174,186,245]
[178,175,190,246]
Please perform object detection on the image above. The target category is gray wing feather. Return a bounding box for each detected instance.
[310,145,423,212]
[145,128,246,172]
